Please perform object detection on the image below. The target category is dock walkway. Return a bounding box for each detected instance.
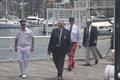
[0,58,113,80]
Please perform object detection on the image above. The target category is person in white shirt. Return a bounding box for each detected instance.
[15,20,34,79]
[65,17,81,71]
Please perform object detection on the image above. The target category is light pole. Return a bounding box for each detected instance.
[86,0,90,18]
[0,2,2,17]
[21,0,24,19]
[115,0,120,80]
[5,0,8,15]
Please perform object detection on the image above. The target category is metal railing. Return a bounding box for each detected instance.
[0,36,111,61]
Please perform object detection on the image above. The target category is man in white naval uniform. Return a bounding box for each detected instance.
[15,20,34,78]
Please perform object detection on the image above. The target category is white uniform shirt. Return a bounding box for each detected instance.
[15,28,34,47]
[65,24,82,43]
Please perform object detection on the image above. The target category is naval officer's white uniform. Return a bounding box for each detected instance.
[15,27,34,77]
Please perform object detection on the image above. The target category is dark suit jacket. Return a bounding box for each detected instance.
[48,28,71,54]
[82,26,98,47]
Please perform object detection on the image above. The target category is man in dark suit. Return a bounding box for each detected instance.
[48,20,70,80]
[82,19,100,66]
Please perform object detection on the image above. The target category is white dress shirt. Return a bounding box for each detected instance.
[58,28,63,46]
[86,25,91,40]
[65,24,82,44]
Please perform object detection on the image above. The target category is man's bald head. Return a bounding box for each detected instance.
[58,20,65,28]
[86,18,92,26]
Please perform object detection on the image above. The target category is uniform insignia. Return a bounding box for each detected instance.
[64,36,67,39]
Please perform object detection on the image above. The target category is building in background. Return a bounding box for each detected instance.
[0,0,21,18]
[29,0,43,17]
[74,0,114,17]
[0,0,115,18]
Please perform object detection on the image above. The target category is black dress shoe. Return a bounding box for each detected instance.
[72,62,75,68]
[95,60,98,64]
[18,74,22,78]
[100,56,103,59]
[68,66,72,71]
[58,76,62,80]
[83,63,91,66]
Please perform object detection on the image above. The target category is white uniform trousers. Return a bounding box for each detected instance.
[85,46,99,64]
[17,46,31,75]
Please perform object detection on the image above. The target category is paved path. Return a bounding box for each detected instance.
[0,58,113,80]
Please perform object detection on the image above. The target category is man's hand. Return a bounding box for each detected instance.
[93,40,97,43]
[31,48,34,52]
[67,52,70,56]
[67,53,70,56]
[15,48,17,52]
[78,45,81,48]
[82,43,85,47]
[48,51,51,55]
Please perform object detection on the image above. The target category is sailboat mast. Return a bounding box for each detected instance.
[21,0,24,19]
[5,0,8,15]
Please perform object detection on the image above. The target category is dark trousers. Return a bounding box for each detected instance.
[52,51,66,77]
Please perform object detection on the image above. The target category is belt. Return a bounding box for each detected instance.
[71,42,77,44]
[18,44,31,47]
